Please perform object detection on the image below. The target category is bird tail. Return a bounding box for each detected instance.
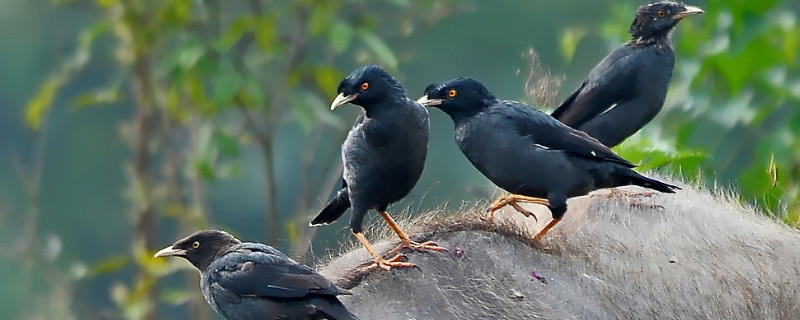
[625,171,680,193]
[310,188,351,226]
[311,296,360,320]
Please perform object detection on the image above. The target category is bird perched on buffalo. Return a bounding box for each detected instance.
[418,78,680,240]
[551,1,703,147]
[154,230,358,320]
[310,64,444,271]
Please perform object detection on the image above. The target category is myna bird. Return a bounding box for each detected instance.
[419,77,679,240]
[154,230,358,320]
[551,1,703,147]
[310,64,444,270]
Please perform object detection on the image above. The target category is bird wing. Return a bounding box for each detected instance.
[496,101,634,167]
[208,243,347,300]
[550,45,639,128]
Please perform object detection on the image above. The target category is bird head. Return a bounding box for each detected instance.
[629,1,703,44]
[154,230,242,271]
[417,77,498,120]
[330,64,406,111]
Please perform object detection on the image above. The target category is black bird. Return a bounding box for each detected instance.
[310,64,444,270]
[551,1,703,147]
[154,230,358,320]
[419,78,680,240]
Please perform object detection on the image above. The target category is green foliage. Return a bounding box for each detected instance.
[25,75,65,130]
[24,21,109,130]
[613,136,706,172]
[358,29,399,69]
[560,27,588,63]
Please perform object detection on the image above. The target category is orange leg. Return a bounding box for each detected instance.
[380,211,446,257]
[532,218,561,242]
[486,194,550,220]
[353,232,414,271]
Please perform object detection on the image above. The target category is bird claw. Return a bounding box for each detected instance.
[407,240,446,252]
[366,253,415,271]
[485,198,539,222]
[509,202,538,222]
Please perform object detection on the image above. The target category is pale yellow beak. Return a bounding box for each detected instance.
[154,245,187,258]
[674,5,704,19]
[416,95,443,107]
[330,93,357,111]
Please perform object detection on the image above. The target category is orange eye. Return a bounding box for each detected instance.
[657,10,666,17]
[447,89,457,97]
[192,241,200,249]
[361,82,369,90]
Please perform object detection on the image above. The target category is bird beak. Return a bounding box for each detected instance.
[154,245,187,258]
[330,93,357,111]
[674,5,704,19]
[416,95,443,107]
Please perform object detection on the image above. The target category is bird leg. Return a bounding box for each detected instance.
[486,194,550,220]
[380,211,446,257]
[353,232,414,271]
[533,218,561,242]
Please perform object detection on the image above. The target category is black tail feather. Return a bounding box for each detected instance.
[312,296,360,320]
[310,188,351,226]
[630,173,680,193]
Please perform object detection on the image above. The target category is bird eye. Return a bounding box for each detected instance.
[361,82,369,90]
[192,241,200,249]
[447,89,457,98]
[657,10,666,17]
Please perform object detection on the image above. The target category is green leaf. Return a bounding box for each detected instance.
[358,30,398,69]
[254,14,277,53]
[237,76,266,109]
[212,70,242,107]
[220,15,255,50]
[25,75,65,130]
[330,22,353,54]
[291,91,345,132]
[614,136,707,172]
[177,45,205,70]
[213,130,240,158]
[72,86,121,110]
[309,7,333,36]
[89,255,130,276]
[160,288,195,306]
[559,27,587,63]
[165,85,190,123]
[196,159,217,182]
[184,69,216,114]
[314,66,343,96]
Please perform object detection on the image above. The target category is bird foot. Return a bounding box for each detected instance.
[486,196,543,221]
[366,253,416,271]
[386,240,446,257]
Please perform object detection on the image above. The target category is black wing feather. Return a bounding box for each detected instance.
[496,100,634,167]
[208,243,348,300]
[551,46,638,128]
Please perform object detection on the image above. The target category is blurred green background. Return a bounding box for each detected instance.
[1,0,798,319]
